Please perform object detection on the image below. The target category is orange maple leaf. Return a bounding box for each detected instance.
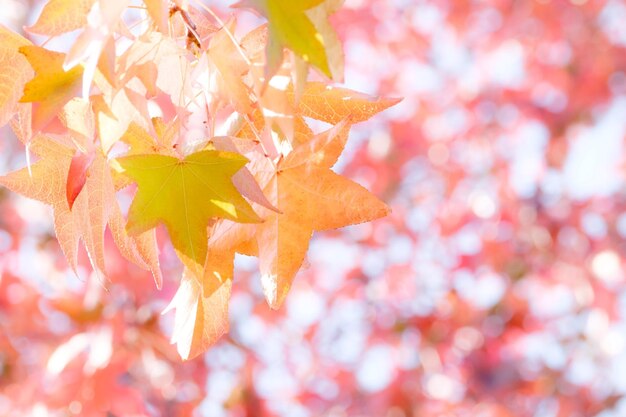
[257,122,390,308]
[205,123,389,309]
[291,81,402,124]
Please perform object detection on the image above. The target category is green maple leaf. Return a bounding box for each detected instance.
[242,0,332,78]
[117,150,262,269]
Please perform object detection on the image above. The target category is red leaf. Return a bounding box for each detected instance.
[66,151,95,210]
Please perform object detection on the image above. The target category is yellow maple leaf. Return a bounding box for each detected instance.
[19,46,84,132]
[117,150,262,270]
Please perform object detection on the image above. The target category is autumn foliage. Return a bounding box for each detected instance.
[0,0,398,362]
[2,0,626,416]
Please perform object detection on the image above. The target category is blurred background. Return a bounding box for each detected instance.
[1,0,626,416]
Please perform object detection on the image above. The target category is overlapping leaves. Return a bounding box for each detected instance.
[0,0,398,359]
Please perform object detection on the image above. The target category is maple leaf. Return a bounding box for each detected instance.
[19,46,84,133]
[239,0,338,79]
[27,0,96,36]
[257,123,390,308]
[291,82,402,124]
[116,150,262,270]
[0,26,32,128]
[206,123,390,309]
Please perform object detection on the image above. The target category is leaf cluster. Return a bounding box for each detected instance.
[0,0,398,359]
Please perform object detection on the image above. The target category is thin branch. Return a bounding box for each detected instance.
[190,0,252,67]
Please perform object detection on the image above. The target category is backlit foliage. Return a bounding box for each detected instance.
[1,1,626,417]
